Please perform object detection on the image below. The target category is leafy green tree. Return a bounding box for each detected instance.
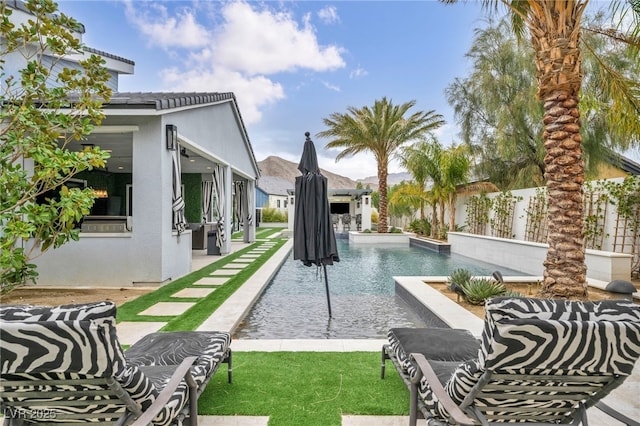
[447,15,640,190]
[318,97,444,233]
[444,0,640,298]
[388,180,423,223]
[1,0,111,291]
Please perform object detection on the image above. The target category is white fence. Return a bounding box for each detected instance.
[453,177,629,253]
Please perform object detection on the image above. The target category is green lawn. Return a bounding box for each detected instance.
[201,352,409,425]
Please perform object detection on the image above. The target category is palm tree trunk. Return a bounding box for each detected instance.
[378,163,388,233]
[539,89,588,298]
[527,3,588,299]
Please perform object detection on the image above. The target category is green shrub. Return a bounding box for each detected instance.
[361,229,372,233]
[447,268,472,290]
[461,278,506,305]
[371,211,379,223]
[409,218,431,236]
[261,207,287,223]
[389,226,403,233]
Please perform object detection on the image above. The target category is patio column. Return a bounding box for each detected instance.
[287,192,295,232]
[243,179,256,243]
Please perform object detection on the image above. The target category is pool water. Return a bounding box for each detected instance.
[233,240,526,339]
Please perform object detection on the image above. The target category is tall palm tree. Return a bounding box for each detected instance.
[444,0,640,298]
[318,97,444,233]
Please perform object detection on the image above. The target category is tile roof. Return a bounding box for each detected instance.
[257,176,295,196]
[104,92,237,110]
[85,47,135,66]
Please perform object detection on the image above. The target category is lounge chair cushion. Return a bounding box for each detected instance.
[0,303,200,426]
[479,297,640,365]
[417,297,640,422]
[0,300,116,322]
[125,331,231,389]
[0,317,160,422]
[388,327,479,380]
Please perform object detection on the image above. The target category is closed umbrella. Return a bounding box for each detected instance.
[293,132,339,317]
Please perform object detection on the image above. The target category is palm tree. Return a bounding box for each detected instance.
[318,97,444,233]
[400,138,436,220]
[444,0,640,298]
[440,144,471,232]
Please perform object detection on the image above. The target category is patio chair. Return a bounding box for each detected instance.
[0,301,232,425]
[405,297,640,426]
[342,213,351,231]
[332,213,339,230]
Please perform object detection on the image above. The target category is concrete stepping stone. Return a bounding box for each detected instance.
[197,415,269,425]
[117,321,166,346]
[139,302,195,316]
[223,262,248,269]
[211,269,242,275]
[242,254,260,258]
[196,277,229,286]
[172,288,215,298]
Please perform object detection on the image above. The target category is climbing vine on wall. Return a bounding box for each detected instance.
[490,191,522,239]
[524,187,548,243]
[583,181,609,250]
[604,176,640,277]
[465,194,492,235]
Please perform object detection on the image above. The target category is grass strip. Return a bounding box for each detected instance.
[116,238,287,325]
[200,352,408,425]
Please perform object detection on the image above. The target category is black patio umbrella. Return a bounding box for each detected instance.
[293,132,340,317]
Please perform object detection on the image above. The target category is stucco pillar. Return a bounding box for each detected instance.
[288,193,295,231]
[362,195,372,231]
[243,179,256,243]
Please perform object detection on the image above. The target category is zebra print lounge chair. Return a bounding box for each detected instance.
[407,297,640,426]
[0,301,232,425]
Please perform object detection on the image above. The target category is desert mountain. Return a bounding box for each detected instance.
[257,155,412,190]
[258,156,358,189]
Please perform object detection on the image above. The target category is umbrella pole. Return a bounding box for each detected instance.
[323,263,332,318]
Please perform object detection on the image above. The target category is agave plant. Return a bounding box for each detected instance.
[461,278,506,305]
[447,268,472,290]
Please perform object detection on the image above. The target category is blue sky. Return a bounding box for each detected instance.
[55,0,498,179]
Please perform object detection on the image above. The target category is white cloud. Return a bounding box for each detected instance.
[349,66,368,79]
[122,0,347,125]
[213,2,346,75]
[322,81,341,92]
[160,67,285,124]
[318,6,340,25]
[123,1,210,49]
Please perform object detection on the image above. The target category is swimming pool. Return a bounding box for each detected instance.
[233,239,526,339]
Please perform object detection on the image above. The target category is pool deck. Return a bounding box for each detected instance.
[127,237,639,426]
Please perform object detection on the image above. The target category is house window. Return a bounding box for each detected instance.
[277,200,281,208]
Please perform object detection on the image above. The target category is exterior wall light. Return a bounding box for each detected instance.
[166,124,178,151]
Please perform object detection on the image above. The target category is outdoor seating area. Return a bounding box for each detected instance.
[0,301,231,425]
[1,232,640,425]
[382,296,640,426]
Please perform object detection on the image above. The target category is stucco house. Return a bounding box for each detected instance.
[5,2,259,286]
[256,176,293,212]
